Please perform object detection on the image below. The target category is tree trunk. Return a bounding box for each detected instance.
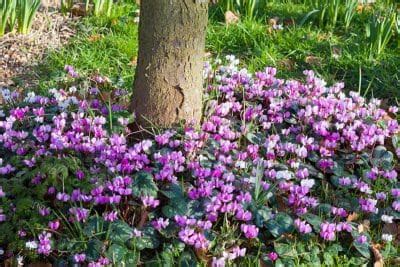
[131,0,208,129]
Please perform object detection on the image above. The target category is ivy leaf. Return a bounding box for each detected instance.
[86,239,103,261]
[303,213,322,231]
[105,244,128,263]
[109,220,133,244]
[131,172,158,197]
[353,240,371,258]
[266,213,294,237]
[136,227,159,250]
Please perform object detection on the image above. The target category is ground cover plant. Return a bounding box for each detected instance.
[1,57,399,265]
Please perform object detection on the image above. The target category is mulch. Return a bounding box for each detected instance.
[0,7,78,88]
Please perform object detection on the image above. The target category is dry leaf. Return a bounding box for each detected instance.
[332,46,342,60]
[88,34,102,42]
[278,59,295,71]
[129,56,137,66]
[305,55,322,66]
[225,11,239,25]
[283,18,295,27]
[268,17,279,27]
[371,244,384,267]
[358,219,370,233]
[347,212,359,222]
[71,3,88,17]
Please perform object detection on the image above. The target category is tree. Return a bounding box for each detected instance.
[131,0,209,129]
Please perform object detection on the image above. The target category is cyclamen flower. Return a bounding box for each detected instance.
[320,222,336,241]
[141,196,160,208]
[392,201,400,211]
[359,198,378,214]
[69,207,89,222]
[356,235,368,244]
[240,224,259,239]
[152,218,169,231]
[103,211,118,222]
[74,253,86,263]
[26,241,38,249]
[382,234,393,242]
[37,232,52,256]
[48,220,60,230]
[267,252,279,261]
[336,222,352,232]
[294,218,312,234]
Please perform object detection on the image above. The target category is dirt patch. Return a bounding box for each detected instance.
[0,8,77,88]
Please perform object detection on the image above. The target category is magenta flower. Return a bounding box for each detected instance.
[320,222,336,241]
[267,252,278,261]
[240,224,259,239]
[294,218,312,234]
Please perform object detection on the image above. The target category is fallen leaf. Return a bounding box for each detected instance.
[357,219,370,233]
[347,212,359,222]
[305,55,322,66]
[371,244,384,267]
[283,18,295,27]
[332,46,342,60]
[278,59,295,71]
[88,34,102,42]
[71,3,88,17]
[268,17,279,27]
[225,11,239,25]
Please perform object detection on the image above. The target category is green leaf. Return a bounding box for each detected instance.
[266,213,294,237]
[105,244,128,263]
[132,171,158,197]
[353,240,371,258]
[303,213,322,231]
[124,251,139,265]
[83,216,107,237]
[179,251,197,267]
[254,207,273,227]
[136,227,159,250]
[109,220,133,244]
[274,243,296,258]
[86,239,103,261]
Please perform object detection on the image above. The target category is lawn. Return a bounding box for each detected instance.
[30,0,400,101]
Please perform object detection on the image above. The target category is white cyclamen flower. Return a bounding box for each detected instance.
[301,179,315,189]
[276,170,293,180]
[25,241,38,249]
[17,255,24,266]
[381,215,394,223]
[0,248,4,255]
[382,234,393,242]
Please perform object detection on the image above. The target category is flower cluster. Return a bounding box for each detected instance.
[0,59,399,265]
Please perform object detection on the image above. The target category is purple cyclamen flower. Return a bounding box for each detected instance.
[359,198,378,214]
[391,189,400,198]
[103,211,118,222]
[294,218,312,234]
[48,220,60,230]
[74,253,86,263]
[141,196,160,208]
[392,201,400,211]
[356,235,368,244]
[152,218,169,231]
[38,232,52,256]
[267,252,278,261]
[39,207,51,217]
[320,222,336,241]
[240,224,259,239]
[69,207,89,222]
[0,186,5,197]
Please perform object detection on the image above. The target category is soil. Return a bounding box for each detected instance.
[0,7,77,88]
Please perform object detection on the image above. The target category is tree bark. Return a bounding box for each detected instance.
[131,0,208,129]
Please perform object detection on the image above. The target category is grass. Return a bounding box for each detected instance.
[25,1,400,101]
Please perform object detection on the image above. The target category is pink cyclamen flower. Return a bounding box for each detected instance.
[356,235,368,244]
[294,218,312,234]
[152,218,169,231]
[74,253,86,263]
[48,220,60,230]
[320,222,336,241]
[240,224,259,239]
[267,252,279,261]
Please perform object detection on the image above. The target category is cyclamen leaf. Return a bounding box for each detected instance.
[109,220,133,244]
[131,171,158,197]
[105,244,128,263]
[266,213,294,237]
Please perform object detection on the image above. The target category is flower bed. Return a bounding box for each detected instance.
[0,57,399,265]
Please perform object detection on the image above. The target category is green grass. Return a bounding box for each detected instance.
[23,1,400,100]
